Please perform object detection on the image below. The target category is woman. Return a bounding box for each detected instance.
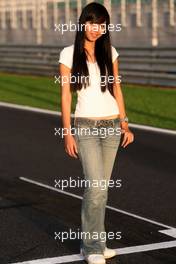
[59,2,134,264]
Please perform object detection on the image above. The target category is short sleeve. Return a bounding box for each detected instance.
[111,46,119,63]
[59,47,73,69]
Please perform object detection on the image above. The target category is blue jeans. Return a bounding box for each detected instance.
[73,117,121,256]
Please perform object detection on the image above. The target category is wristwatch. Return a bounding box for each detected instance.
[120,116,129,123]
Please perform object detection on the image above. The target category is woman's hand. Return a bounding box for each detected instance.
[64,134,79,158]
[120,123,134,148]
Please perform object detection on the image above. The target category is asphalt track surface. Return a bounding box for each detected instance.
[0,105,176,264]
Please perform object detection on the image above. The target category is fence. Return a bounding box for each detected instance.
[0,45,175,87]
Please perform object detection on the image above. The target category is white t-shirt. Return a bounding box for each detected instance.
[59,44,120,118]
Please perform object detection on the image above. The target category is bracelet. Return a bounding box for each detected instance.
[120,116,128,123]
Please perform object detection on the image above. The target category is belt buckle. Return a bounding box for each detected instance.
[95,120,101,127]
[96,119,114,128]
[106,120,114,128]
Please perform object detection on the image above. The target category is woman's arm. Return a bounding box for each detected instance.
[112,59,134,147]
[59,63,78,158]
[60,63,72,135]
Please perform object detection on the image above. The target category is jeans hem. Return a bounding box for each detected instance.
[81,248,104,257]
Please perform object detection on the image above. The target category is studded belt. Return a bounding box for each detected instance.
[74,117,120,128]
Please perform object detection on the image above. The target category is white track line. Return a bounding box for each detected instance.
[159,229,176,238]
[19,177,175,230]
[12,240,176,264]
[0,101,59,116]
[1,101,175,135]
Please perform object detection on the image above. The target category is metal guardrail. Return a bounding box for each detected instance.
[0,45,175,87]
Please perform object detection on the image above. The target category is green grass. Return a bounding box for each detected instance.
[0,72,175,130]
[123,84,176,130]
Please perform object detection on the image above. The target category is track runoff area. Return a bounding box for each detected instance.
[0,102,176,264]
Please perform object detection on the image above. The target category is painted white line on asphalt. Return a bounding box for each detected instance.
[159,228,176,238]
[19,177,174,230]
[20,176,82,200]
[11,240,176,264]
[129,123,176,135]
[0,101,59,116]
[1,101,176,135]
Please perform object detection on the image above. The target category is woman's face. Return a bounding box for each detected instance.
[84,21,106,42]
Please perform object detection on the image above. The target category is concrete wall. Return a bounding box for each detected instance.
[0,1,175,47]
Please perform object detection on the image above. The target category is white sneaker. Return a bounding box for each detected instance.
[103,247,116,259]
[80,248,105,264]
[85,254,105,264]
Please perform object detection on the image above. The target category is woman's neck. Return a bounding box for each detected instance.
[84,39,96,63]
[84,39,95,52]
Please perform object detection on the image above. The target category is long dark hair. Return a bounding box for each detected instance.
[70,2,115,97]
